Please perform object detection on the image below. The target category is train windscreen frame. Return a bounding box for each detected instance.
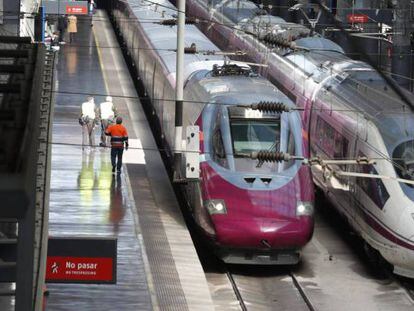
[230,119,281,155]
[393,140,414,187]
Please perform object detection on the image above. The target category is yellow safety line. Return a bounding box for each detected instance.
[92,14,110,95]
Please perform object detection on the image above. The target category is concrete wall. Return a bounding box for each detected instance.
[1,0,20,35]
[0,0,40,37]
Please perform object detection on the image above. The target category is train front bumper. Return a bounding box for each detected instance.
[216,247,301,265]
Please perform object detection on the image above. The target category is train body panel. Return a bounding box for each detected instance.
[112,0,315,264]
[185,0,414,276]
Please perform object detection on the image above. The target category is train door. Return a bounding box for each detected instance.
[353,136,390,237]
[333,126,357,223]
[309,96,357,220]
[348,113,374,231]
[298,95,311,130]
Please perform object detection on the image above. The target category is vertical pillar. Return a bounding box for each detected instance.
[391,0,412,90]
[34,6,45,42]
[174,0,185,181]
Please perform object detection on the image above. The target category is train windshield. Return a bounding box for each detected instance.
[221,0,262,23]
[393,140,414,186]
[231,120,280,154]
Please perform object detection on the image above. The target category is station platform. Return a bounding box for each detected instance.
[44,12,214,310]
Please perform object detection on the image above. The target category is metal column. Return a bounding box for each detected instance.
[173,0,185,181]
[391,0,412,90]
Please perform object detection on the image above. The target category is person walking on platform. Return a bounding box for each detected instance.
[67,14,77,43]
[89,0,96,27]
[79,96,98,147]
[99,96,118,147]
[105,116,129,174]
[57,14,67,43]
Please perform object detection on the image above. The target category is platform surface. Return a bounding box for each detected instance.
[45,11,214,311]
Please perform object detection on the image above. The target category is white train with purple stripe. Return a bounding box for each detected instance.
[184,0,414,277]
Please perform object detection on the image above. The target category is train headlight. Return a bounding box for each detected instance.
[204,199,227,215]
[296,201,314,216]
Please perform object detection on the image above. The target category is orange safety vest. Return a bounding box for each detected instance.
[105,124,128,148]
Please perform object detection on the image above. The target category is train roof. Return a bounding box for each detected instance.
[129,0,223,77]
[295,38,344,54]
[324,69,414,150]
[189,72,294,107]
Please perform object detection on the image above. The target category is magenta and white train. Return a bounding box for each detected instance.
[112,0,314,264]
[185,0,414,277]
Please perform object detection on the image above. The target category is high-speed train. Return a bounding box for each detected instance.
[183,0,414,277]
[110,0,314,264]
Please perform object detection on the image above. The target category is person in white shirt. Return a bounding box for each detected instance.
[89,0,96,27]
[99,96,118,147]
[79,96,98,147]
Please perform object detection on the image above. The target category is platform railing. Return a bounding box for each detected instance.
[0,40,56,311]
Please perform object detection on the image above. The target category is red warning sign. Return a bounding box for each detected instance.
[66,5,88,15]
[46,256,114,283]
[46,237,117,284]
[347,14,369,23]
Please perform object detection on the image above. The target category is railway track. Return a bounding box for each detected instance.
[182,175,414,311]
[226,271,248,311]
[289,272,316,311]
[224,267,316,311]
[390,274,414,304]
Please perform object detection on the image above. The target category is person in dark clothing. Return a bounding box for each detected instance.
[105,116,129,174]
[57,15,67,42]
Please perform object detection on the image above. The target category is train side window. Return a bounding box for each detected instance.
[315,116,335,156]
[357,157,390,209]
[393,140,414,187]
[334,132,349,159]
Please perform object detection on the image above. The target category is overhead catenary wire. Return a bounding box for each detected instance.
[47,1,410,178]
[48,140,414,185]
[48,141,410,163]
[6,1,407,35]
[52,44,414,83]
[125,0,414,173]
[53,40,413,106]
[31,1,407,61]
[63,90,408,175]
[154,0,413,173]
[53,89,413,114]
[0,2,400,17]
[95,0,414,110]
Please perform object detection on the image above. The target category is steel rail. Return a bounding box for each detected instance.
[225,271,248,311]
[290,272,316,311]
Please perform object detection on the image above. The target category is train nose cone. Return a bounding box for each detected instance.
[213,217,312,249]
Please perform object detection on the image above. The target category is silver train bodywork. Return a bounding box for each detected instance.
[111,0,315,264]
[185,0,414,277]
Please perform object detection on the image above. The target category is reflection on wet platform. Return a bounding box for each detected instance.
[47,145,152,310]
[50,147,127,232]
[46,10,214,310]
[45,13,152,310]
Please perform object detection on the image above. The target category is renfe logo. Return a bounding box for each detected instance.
[66,5,88,15]
[46,257,114,282]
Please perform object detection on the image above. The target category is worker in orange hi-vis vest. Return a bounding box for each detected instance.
[105,116,129,174]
